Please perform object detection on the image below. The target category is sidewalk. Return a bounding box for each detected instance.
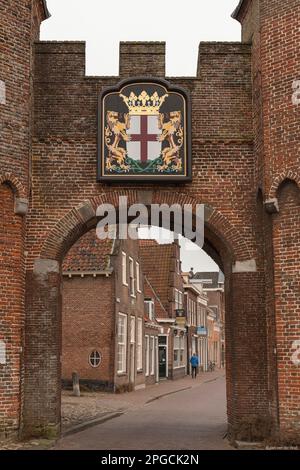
[0,370,224,450]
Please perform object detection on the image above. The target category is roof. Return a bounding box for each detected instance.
[231,0,250,21]
[192,271,224,288]
[63,230,114,273]
[144,276,168,319]
[41,0,51,19]
[139,240,175,310]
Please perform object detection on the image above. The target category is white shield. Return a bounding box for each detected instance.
[126,115,162,162]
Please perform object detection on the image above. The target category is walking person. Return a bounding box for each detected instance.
[190,353,199,379]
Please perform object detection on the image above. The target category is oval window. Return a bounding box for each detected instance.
[89,350,101,368]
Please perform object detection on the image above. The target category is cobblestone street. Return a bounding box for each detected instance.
[55,371,231,450]
[0,371,228,450]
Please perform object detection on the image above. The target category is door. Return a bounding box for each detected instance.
[159,345,167,378]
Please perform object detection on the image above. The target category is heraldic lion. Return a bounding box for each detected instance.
[157,111,183,172]
[105,111,131,171]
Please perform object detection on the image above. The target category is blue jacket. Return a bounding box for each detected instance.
[190,356,199,367]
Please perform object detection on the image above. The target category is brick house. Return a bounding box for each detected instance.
[139,240,187,380]
[192,272,225,368]
[182,273,209,373]
[62,230,146,392]
[143,276,167,385]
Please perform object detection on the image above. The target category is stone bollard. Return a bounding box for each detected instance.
[72,372,80,397]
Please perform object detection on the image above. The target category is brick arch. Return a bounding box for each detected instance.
[0,172,26,198]
[40,190,252,264]
[268,170,300,200]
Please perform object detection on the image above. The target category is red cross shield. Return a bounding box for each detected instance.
[126,115,162,163]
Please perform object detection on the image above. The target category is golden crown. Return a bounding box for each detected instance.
[119,90,168,115]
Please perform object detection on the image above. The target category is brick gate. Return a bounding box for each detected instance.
[0,0,299,443]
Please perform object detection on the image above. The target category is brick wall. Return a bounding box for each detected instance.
[61,234,146,392]
[273,181,300,439]
[236,0,300,440]
[62,276,114,387]
[0,184,24,438]
[0,0,47,438]
[22,37,269,439]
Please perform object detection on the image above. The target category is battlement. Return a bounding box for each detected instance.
[119,42,166,78]
[34,40,252,82]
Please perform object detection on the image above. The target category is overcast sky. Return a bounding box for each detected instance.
[41,0,241,272]
[41,0,241,77]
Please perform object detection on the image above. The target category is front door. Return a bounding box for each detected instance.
[159,345,167,378]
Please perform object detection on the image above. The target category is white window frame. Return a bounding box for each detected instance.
[178,291,183,309]
[174,335,185,369]
[175,288,179,310]
[145,299,155,320]
[145,335,150,376]
[129,257,136,297]
[150,336,155,376]
[130,316,135,344]
[117,313,127,374]
[137,318,143,371]
[136,261,141,293]
[122,252,128,286]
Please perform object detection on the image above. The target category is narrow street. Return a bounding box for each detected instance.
[55,373,232,450]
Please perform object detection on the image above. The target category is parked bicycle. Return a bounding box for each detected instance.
[208,361,215,372]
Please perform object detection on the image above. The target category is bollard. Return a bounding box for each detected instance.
[72,372,80,397]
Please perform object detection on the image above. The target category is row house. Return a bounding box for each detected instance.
[62,230,146,392]
[191,271,225,369]
[139,239,187,380]
[61,231,182,393]
[182,274,209,373]
[143,276,167,385]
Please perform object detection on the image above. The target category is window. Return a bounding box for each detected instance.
[174,336,180,368]
[122,252,127,286]
[145,335,150,376]
[137,318,143,370]
[117,313,127,373]
[173,334,185,368]
[89,350,101,368]
[130,316,135,344]
[178,291,183,309]
[197,305,201,326]
[175,289,179,309]
[150,336,155,375]
[129,257,135,297]
[144,299,155,320]
[136,262,141,292]
[174,289,183,310]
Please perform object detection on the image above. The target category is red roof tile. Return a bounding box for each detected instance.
[63,230,114,272]
[144,276,168,319]
[139,240,175,312]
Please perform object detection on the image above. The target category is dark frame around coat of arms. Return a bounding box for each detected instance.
[97,78,192,182]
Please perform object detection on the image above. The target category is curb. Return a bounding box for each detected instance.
[62,411,124,437]
[145,386,192,404]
